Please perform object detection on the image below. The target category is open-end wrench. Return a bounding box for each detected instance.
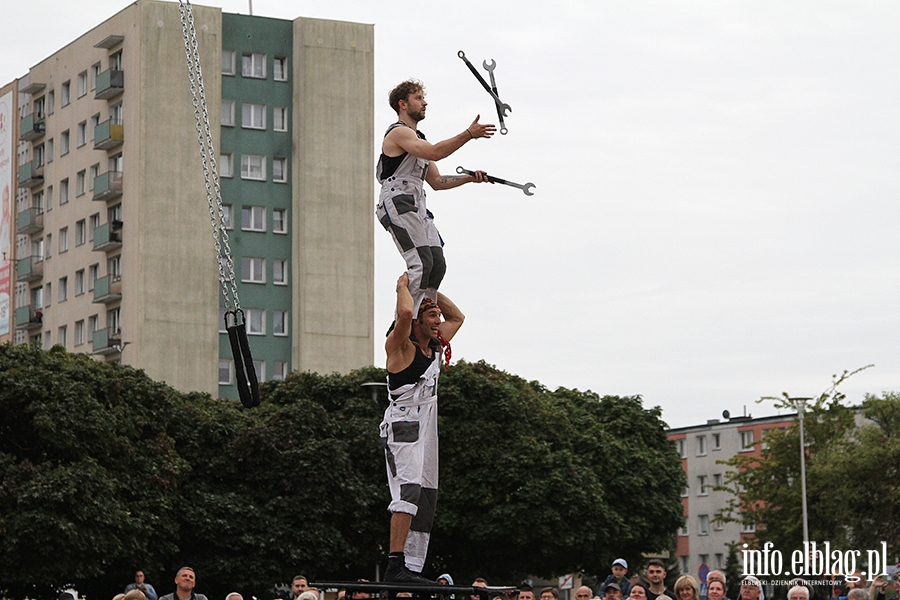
[458,51,512,117]
[482,59,508,135]
[457,166,535,196]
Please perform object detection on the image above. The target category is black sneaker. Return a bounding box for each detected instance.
[384,559,434,584]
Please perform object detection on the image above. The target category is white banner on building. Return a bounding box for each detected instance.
[0,90,13,337]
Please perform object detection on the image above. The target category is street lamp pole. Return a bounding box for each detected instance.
[793,397,811,544]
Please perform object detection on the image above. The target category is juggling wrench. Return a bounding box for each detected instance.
[482,59,508,135]
[458,50,512,117]
[456,166,535,196]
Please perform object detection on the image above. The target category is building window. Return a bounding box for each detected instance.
[241,206,265,231]
[89,213,101,242]
[241,154,266,181]
[273,361,287,381]
[273,157,287,183]
[89,165,100,193]
[273,310,288,336]
[76,171,86,196]
[88,314,99,335]
[57,325,67,348]
[46,139,54,163]
[713,473,722,488]
[75,220,86,246]
[60,178,69,204]
[241,257,265,283]
[90,114,100,141]
[712,432,721,450]
[715,554,725,569]
[61,81,71,106]
[218,359,233,384]
[740,430,755,450]
[272,209,288,234]
[680,556,690,576]
[246,308,265,335]
[221,204,234,229]
[77,71,88,97]
[219,153,233,178]
[108,255,121,280]
[699,554,709,567]
[88,263,99,291]
[222,49,236,75]
[91,62,101,91]
[77,121,87,147]
[741,521,756,533]
[714,517,725,531]
[74,320,85,346]
[681,485,689,498]
[34,144,45,168]
[221,99,235,126]
[253,360,265,382]
[696,434,707,456]
[273,56,288,81]
[273,258,287,285]
[678,526,689,536]
[75,269,85,295]
[241,103,265,129]
[44,282,52,307]
[59,276,68,302]
[44,233,52,258]
[675,438,686,458]
[273,106,287,131]
[110,51,123,70]
[241,53,266,78]
[60,130,70,156]
[48,90,55,115]
[698,475,709,496]
[698,514,709,536]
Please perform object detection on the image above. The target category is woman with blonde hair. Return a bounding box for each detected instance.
[673,576,699,600]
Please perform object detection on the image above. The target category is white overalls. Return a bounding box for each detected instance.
[376,124,445,313]
[380,345,441,573]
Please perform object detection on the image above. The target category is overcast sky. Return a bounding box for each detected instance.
[4,1,899,428]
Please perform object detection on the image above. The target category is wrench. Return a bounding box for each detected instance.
[482,59,508,135]
[458,51,512,117]
[457,166,535,196]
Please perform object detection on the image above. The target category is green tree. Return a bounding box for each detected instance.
[0,344,187,599]
[718,379,900,565]
[430,360,685,582]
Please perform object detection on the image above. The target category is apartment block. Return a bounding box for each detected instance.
[668,413,796,586]
[6,0,374,398]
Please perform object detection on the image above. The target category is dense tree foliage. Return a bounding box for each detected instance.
[719,385,900,564]
[0,345,685,599]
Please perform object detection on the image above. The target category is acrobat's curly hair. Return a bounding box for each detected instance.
[389,79,425,113]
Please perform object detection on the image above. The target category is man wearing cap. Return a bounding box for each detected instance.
[381,272,465,583]
[601,559,633,598]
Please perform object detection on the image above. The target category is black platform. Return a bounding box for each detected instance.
[311,582,516,600]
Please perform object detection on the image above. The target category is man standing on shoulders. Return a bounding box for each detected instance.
[376,79,494,313]
[159,567,208,600]
[126,571,159,600]
[381,272,464,583]
[644,560,674,600]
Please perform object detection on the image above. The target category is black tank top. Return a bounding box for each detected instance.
[378,125,427,180]
[388,344,438,391]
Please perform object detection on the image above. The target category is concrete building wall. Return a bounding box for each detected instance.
[291,17,374,374]
[130,0,220,394]
[0,80,17,345]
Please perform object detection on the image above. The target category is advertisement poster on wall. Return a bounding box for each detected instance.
[0,90,12,337]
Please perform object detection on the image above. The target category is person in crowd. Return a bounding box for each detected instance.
[601,560,633,598]
[125,571,158,600]
[158,567,208,600]
[673,576,699,600]
[644,560,674,600]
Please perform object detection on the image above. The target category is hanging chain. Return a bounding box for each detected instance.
[178,0,241,314]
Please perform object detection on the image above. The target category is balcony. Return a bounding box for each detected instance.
[19,113,46,141]
[16,256,43,283]
[92,221,123,252]
[92,326,122,355]
[14,306,43,331]
[17,207,44,235]
[93,119,124,150]
[17,160,44,188]
[94,69,124,99]
[92,275,122,304]
[93,171,123,202]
